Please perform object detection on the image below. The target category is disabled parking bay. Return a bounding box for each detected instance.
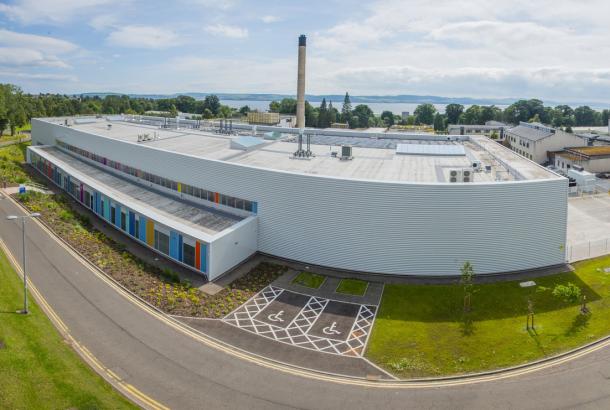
[255,291,310,327]
[307,301,361,342]
[223,286,379,357]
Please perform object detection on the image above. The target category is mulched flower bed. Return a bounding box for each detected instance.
[15,190,286,318]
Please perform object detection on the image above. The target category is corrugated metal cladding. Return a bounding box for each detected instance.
[33,119,569,276]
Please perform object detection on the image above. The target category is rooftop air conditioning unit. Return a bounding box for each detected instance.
[340,145,353,160]
[449,169,462,183]
[462,169,473,182]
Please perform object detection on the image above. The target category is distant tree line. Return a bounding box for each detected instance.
[1,83,608,135]
[0,83,239,135]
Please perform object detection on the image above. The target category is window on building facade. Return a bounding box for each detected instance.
[154,230,170,255]
[183,243,195,267]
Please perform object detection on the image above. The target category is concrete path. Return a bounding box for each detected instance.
[3,192,610,409]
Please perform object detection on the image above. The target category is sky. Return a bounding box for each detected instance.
[1,0,610,104]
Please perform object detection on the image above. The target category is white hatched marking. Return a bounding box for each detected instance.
[222,286,378,357]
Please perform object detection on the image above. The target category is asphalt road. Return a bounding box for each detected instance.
[2,195,610,409]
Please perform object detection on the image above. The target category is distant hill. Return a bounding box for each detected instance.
[77,92,608,108]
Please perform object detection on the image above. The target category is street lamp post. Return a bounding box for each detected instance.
[6,212,41,314]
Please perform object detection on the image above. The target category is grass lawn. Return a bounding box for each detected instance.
[0,248,135,409]
[366,255,610,378]
[336,278,368,296]
[292,271,326,289]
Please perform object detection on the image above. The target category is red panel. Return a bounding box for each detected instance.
[195,242,201,270]
[214,192,219,204]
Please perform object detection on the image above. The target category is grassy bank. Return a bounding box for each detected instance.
[0,248,135,409]
[367,256,610,378]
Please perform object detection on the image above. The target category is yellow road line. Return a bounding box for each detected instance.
[0,237,168,410]
[4,192,610,390]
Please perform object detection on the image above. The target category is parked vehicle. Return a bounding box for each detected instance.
[596,172,610,179]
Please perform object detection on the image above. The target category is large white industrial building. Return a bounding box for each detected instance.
[29,115,568,280]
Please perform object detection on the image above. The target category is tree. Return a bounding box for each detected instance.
[203,95,221,116]
[341,92,352,123]
[328,101,337,125]
[269,101,280,113]
[168,104,178,117]
[574,106,596,126]
[352,104,374,128]
[380,110,394,127]
[239,105,250,116]
[461,105,481,125]
[460,261,475,313]
[318,98,329,128]
[414,103,436,125]
[433,113,445,132]
[444,104,464,124]
[278,98,297,114]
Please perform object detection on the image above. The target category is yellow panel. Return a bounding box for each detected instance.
[177,182,181,192]
[146,219,154,246]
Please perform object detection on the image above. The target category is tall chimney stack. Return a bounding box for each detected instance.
[296,34,307,129]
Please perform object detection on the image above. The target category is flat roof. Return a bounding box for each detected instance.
[41,117,560,183]
[31,145,244,239]
[565,146,610,157]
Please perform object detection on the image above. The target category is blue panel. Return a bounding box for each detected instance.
[178,235,183,262]
[139,216,147,241]
[169,231,179,260]
[114,204,121,227]
[200,243,207,273]
[129,212,136,236]
[252,202,258,214]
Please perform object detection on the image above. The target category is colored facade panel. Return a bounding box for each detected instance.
[139,215,147,241]
[146,219,154,246]
[214,192,219,203]
[79,184,84,203]
[200,243,207,273]
[103,197,110,220]
[177,182,181,193]
[178,235,183,262]
[128,211,136,236]
[252,202,258,214]
[114,204,121,227]
[169,231,179,260]
[96,192,101,214]
[195,242,201,270]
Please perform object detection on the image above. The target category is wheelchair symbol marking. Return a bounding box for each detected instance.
[323,322,341,335]
[268,311,285,322]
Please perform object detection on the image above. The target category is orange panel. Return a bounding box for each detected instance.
[195,242,201,270]
[214,192,219,204]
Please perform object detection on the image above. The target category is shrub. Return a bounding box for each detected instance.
[552,282,582,303]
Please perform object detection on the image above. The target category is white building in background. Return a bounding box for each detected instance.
[30,115,568,280]
[447,121,508,140]
[505,122,583,164]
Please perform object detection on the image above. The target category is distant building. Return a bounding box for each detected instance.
[551,146,610,173]
[447,121,508,140]
[247,111,280,125]
[330,122,349,129]
[505,122,583,164]
[576,133,610,146]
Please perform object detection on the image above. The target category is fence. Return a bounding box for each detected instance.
[567,237,610,262]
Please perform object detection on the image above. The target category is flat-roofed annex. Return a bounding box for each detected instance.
[42,118,561,183]
[31,145,244,239]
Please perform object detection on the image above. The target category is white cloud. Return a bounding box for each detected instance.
[0,47,70,68]
[0,0,123,24]
[205,24,248,39]
[261,15,280,24]
[0,70,77,81]
[0,29,78,54]
[89,14,119,30]
[0,30,78,68]
[106,26,181,49]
